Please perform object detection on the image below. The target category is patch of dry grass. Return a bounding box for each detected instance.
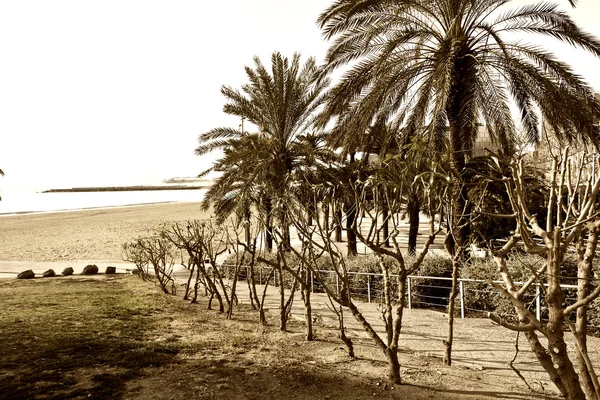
[0,277,185,399]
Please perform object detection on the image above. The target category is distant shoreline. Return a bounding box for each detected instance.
[0,200,184,217]
[42,185,211,193]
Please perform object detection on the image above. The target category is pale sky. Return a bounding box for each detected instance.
[0,0,599,191]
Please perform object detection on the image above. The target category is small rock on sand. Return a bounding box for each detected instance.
[81,264,98,275]
[17,270,35,279]
[42,269,56,278]
[62,267,74,276]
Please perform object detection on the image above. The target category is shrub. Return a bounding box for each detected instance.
[459,253,596,323]
[410,255,453,309]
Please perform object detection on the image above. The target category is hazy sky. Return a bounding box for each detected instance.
[1,0,599,191]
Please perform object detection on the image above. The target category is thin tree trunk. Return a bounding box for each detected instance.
[246,271,257,310]
[197,262,223,312]
[304,269,313,341]
[337,305,355,357]
[444,256,460,366]
[382,261,393,346]
[382,198,390,248]
[183,261,195,300]
[279,266,287,331]
[282,273,299,331]
[346,300,399,382]
[265,197,273,253]
[226,264,241,319]
[214,267,231,311]
[191,261,201,304]
[249,256,271,325]
[212,276,225,313]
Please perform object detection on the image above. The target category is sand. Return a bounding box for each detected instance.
[0,202,212,262]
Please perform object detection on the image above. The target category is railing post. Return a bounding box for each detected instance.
[407,277,412,310]
[459,281,465,319]
[536,284,541,321]
[367,274,371,303]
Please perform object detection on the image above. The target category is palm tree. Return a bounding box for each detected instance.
[317,0,600,252]
[196,52,330,251]
[199,133,268,243]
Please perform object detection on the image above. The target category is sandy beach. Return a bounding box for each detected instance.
[0,202,211,262]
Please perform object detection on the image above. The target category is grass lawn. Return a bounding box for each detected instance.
[0,275,544,400]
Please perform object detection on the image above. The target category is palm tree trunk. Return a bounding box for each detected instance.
[323,201,330,233]
[244,208,251,247]
[281,203,291,252]
[446,58,474,256]
[335,203,343,242]
[407,196,420,255]
[346,203,358,257]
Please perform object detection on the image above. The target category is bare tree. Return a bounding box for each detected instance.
[163,220,229,312]
[241,237,301,332]
[123,234,177,295]
[229,220,277,326]
[122,240,153,281]
[483,149,600,399]
[281,183,442,384]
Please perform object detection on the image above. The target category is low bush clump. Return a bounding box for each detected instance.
[410,255,453,309]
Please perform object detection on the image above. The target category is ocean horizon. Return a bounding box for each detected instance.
[0,189,206,216]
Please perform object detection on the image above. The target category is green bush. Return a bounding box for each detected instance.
[459,253,600,324]
[409,255,453,309]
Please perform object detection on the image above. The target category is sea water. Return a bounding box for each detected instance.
[0,189,206,215]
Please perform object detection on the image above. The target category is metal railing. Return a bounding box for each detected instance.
[221,263,599,329]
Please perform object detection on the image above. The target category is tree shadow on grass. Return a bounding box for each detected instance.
[0,322,182,400]
[149,356,554,400]
[0,278,183,400]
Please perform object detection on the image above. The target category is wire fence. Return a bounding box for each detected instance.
[222,264,600,330]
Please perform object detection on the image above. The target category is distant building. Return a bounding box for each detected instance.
[472,123,496,158]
